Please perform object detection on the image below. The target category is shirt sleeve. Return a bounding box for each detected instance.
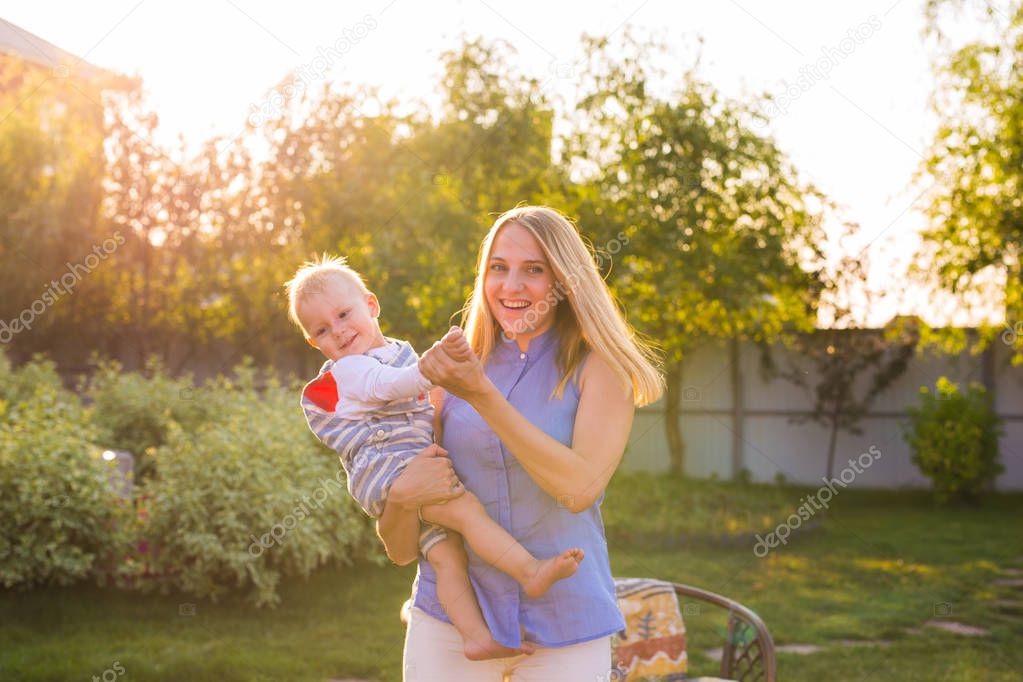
[331,354,434,405]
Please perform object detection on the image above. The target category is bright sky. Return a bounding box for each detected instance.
[0,0,999,326]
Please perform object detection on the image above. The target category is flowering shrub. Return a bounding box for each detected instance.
[1,351,381,607]
[80,355,209,482]
[138,364,382,607]
[0,353,132,588]
[904,377,1004,503]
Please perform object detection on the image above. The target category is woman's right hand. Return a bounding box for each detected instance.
[388,443,464,510]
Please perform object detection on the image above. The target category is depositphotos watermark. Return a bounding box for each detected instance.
[0,232,125,344]
[753,445,881,557]
[755,15,882,124]
[248,15,379,126]
[247,469,346,556]
[1001,321,1022,346]
[89,661,125,682]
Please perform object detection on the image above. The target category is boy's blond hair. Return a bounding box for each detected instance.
[284,254,369,337]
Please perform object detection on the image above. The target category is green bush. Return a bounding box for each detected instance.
[0,350,66,404]
[0,353,132,588]
[1,351,382,606]
[904,376,1004,503]
[139,364,382,608]
[80,355,209,482]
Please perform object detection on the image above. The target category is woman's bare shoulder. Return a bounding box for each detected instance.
[579,351,632,405]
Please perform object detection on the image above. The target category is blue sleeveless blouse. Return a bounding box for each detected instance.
[409,327,625,648]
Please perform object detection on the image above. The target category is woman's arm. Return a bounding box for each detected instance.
[420,330,634,512]
[477,354,634,511]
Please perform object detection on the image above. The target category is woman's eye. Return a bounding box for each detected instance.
[489,263,506,272]
[528,266,543,274]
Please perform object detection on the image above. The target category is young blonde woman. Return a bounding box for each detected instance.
[377,205,663,681]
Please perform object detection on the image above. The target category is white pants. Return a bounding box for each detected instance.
[403,606,614,682]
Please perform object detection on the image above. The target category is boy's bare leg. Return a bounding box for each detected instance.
[421,492,585,599]
[427,536,538,660]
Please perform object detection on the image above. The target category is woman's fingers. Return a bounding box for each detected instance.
[418,443,448,458]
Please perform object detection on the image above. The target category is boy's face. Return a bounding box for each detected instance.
[299,278,387,361]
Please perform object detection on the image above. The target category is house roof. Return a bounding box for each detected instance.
[0,16,110,79]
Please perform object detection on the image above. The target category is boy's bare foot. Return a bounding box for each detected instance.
[522,548,585,599]
[464,635,538,660]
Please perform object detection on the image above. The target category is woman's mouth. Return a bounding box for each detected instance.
[500,299,531,311]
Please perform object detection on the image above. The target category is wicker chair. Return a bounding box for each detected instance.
[666,581,776,682]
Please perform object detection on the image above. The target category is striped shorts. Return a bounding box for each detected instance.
[338,411,448,556]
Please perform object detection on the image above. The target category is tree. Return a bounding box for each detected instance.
[0,54,122,361]
[915,0,1023,362]
[567,33,827,475]
[760,239,919,479]
[271,37,563,355]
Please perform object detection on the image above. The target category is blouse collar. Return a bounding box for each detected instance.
[492,325,558,361]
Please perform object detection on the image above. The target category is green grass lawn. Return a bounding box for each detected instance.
[2,476,1022,681]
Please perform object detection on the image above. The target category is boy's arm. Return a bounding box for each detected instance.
[333,355,433,404]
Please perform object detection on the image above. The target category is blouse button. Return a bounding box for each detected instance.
[519,353,526,360]
[375,429,386,438]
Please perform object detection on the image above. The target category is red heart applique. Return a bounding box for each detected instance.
[304,372,339,412]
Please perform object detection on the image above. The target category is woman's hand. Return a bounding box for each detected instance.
[387,443,464,510]
[419,327,493,402]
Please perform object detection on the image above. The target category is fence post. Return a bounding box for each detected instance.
[730,337,745,480]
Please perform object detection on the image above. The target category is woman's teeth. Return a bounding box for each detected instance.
[502,300,530,309]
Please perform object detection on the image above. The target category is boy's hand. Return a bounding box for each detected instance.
[440,326,475,363]
[419,326,491,402]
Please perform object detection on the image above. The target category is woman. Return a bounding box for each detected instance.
[379,206,663,681]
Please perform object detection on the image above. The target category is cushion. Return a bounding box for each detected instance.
[612,578,689,680]
[612,578,736,682]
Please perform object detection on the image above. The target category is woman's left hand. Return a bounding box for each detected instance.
[419,327,491,402]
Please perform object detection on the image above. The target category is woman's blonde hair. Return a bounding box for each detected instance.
[462,206,664,406]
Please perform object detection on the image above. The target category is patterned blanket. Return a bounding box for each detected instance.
[612,578,733,682]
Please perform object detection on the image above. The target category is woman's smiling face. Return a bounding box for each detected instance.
[484,222,558,344]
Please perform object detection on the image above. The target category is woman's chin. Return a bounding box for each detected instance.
[497,319,527,336]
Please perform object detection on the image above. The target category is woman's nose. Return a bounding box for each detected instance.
[503,272,525,292]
